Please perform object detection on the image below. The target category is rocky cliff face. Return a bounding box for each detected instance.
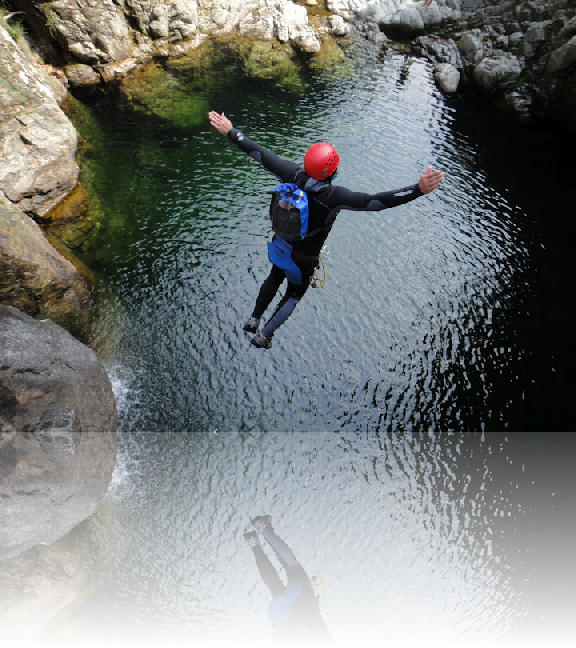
[0,1,331,211]
[21,0,329,85]
[330,0,576,131]
[0,24,78,217]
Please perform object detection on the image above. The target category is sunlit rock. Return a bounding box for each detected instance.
[64,62,101,88]
[45,0,133,64]
[0,27,79,218]
[0,202,89,339]
[434,62,460,92]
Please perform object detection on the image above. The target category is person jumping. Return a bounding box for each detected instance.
[208,111,444,349]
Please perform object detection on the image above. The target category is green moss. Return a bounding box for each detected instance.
[35,306,89,342]
[120,61,209,129]
[167,36,306,92]
[239,40,303,89]
[6,19,25,43]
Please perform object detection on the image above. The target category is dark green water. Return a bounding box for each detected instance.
[43,38,576,647]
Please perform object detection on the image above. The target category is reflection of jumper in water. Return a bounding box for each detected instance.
[245,516,332,643]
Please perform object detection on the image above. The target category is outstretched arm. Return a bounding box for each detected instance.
[328,165,444,212]
[208,110,300,182]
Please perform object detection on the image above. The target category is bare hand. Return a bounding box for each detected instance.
[418,166,444,194]
[208,111,233,136]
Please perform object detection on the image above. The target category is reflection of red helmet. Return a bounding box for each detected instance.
[304,143,340,180]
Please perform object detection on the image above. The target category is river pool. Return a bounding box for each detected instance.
[42,36,575,648]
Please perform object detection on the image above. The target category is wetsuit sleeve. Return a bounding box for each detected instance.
[327,184,423,211]
[227,128,301,182]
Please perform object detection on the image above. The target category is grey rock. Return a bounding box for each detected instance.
[504,89,533,121]
[522,20,552,57]
[150,16,170,40]
[47,0,133,64]
[328,15,351,37]
[473,53,522,93]
[380,7,426,39]
[546,34,576,74]
[458,31,484,64]
[0,305,117,561]
[508,31,525,47]
[435,62,461,91]
[417,35,462,67]
[558,15,576,43]
[64,63,101,87]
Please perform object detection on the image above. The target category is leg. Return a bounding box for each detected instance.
[259,265,312,339]
[250,545,286,600]
[259,258,315,338]
[252,264,285,320]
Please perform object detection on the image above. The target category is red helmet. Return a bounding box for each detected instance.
[304,143,340,180]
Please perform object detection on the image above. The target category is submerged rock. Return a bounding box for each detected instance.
[0,305,117,562]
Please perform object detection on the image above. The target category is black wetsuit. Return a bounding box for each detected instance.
[227,128,425,339]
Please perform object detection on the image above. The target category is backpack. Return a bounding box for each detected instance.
[268,182,321,241]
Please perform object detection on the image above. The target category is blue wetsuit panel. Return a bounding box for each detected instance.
[267,238,303,285]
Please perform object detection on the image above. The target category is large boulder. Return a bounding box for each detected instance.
[0,305,117,561]
[239,1,321,52]
[0,26,79,217]
[546,34,576,75]
[472,52,522,93]
[0,201,90,340]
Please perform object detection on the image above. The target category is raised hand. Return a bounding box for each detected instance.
[208,111,233,136]
[418,166,444,194]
